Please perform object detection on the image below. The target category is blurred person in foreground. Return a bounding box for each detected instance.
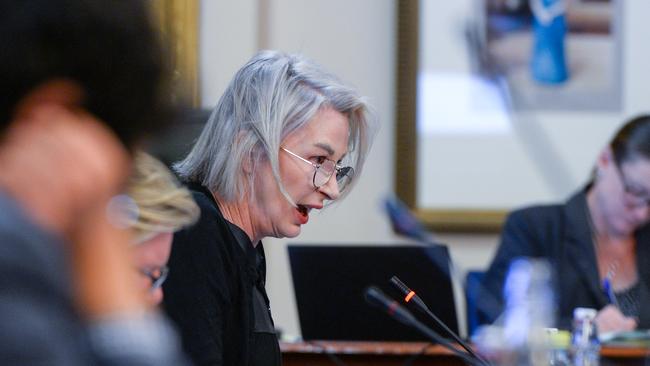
[163,50,377,366]
[126,152,200,306]
[0,0,189,364]
[480,115,650,333]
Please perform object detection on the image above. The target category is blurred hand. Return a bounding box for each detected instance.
[71,200,148,318]
[595,305,637,333]
[0,96,149,318]
[0,102,130,235]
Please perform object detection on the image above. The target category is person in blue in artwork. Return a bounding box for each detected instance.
[481,115,650,333]
[530,0,569,84]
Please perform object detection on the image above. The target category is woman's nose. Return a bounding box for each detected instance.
[318,174,341,200]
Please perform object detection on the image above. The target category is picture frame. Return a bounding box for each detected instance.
[150,0,200,107]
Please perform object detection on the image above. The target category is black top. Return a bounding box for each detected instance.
[615,282,641,318]
[163,183,281,366]
[479,187,650,329]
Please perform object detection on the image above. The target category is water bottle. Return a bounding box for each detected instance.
[473,258,557,365]
[571,307,600,366]
[547,328,571,366]
[502,258,556,366]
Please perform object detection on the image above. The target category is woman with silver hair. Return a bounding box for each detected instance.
[162,50,376,366]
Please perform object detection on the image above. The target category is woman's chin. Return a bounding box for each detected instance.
[283,225,302,239]
[612,219,634,237]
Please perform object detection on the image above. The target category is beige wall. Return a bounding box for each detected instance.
[198,0,650,339]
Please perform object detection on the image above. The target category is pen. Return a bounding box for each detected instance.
[602,275,619,307]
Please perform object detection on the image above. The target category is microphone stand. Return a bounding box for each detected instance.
[390,276,490,366]
[364,286,489,366]
[384,196,504,327]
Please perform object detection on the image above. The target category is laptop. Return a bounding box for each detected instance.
[288,244,459,341]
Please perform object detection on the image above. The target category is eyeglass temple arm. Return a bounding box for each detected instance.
[282,147,345,173]
[281,147,318,168]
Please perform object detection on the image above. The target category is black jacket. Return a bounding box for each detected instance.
[0,192,189,366]
[479,187,650,329]
[163,183,281,366]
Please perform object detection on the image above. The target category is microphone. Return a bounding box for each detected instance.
[363,286,487,366]
[364,286,417,326]
[384,196,432,243]
[390,276,489,365]
[383,195,503,327]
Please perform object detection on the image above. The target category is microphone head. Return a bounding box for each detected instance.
[389,276,410,295]
[389,275,427,310]
[384,196,429,242]
[364,286,415,325]
[364,286,389,308]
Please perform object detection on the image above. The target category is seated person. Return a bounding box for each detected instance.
[480,115,650,333]
[126,152,200,306]
[0,0,190,364]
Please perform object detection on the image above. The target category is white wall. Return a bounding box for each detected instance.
[198,0,650,339]
[200,0,258,104]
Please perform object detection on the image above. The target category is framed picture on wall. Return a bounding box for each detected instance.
[395,0,625,233]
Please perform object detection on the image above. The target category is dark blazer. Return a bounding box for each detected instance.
[0,193,93,365]
[479,188,650,329]
[0,192,189,366]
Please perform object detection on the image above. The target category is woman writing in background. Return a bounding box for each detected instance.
[481,115,650,333]
[163,50,376,366]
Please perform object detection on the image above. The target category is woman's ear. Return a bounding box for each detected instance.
[237,130,255,175]
[597,146,614,169]
[13,79,85,120]
[242,150,253,174]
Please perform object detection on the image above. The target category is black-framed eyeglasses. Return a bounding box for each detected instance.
[140,265,169,291]
[281,147,354,191]
[613,160,650,208]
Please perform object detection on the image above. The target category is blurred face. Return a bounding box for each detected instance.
[132,232,173,306]
[594,151,650,236]
[250,107,350,240]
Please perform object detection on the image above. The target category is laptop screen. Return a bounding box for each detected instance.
[288,244,459,341]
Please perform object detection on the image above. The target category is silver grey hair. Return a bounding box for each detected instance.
[174,50,376,204]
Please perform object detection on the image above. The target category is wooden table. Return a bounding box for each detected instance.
[281,341,650,366]
[601,345,650,365]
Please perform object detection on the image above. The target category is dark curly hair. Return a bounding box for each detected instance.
[0,0,172,149]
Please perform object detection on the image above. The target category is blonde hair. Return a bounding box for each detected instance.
[127,152,199,244]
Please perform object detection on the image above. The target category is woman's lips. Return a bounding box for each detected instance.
[295,205,309,224]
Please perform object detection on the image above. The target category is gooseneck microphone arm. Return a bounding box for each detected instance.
[383,196,503,323]
[364,286,486,366]
[390,276,490,366]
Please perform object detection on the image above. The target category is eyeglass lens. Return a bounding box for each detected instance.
[313,161,353,189]
[615,162,650,207]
